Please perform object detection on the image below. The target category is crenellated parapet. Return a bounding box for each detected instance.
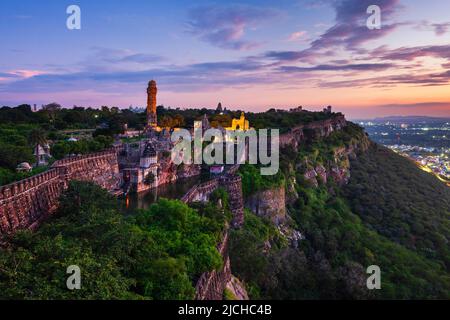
[0,149,121,237]
[181,173,244,228]
[0,168,63,235]
[52,149,118,168]
[195,229,232,300]
[52,149,121,192]
[181,178,220,203]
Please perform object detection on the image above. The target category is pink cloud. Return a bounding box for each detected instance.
[287,31,308,42]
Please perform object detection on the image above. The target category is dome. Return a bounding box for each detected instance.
[148,80,157,87]
[17,162,32,171]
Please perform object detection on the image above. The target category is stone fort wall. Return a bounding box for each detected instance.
[181,168,244,300]
[52,150,121,192]
[195,229,232,300]
[0,150,121,237]
[181,174,244,228]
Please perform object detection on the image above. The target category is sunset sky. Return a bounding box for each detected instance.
[1,0,450,119]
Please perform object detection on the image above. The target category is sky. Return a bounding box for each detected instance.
[1,0,450,119]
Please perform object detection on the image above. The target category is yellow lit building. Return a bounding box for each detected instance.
[226,112,251,131]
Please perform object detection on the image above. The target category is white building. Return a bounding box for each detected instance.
[34,144,51,166]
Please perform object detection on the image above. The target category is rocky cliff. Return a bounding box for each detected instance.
[241,119,370,252]
[245,187,286,225]
[277,115,370,189]
[279,114,347,148]
[300,135,371,188]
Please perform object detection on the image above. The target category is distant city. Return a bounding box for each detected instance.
[358,116,450,186]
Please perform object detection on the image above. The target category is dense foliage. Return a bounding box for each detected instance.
[0,105,121,185]
[0,181,225,299]
[290,186,449,299]
[0,123,42,185]
[230,124,450,299]
[229,210,311,299]
[0,123,36,170]
[0,104,143,132]
[50,135,114,160]
[239,164,285,197]
[343,143,450,270]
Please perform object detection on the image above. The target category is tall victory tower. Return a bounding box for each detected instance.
[146,80,158,128]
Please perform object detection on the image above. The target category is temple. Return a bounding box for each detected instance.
[226,112,251,131]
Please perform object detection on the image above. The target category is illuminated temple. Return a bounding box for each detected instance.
[226,112,251,131]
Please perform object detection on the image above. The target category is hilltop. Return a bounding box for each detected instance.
[229,119,450,299]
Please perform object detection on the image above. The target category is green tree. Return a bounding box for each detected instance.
[0,182,226,300]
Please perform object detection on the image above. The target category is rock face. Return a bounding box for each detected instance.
[303,164,350,187]
[245,186,286,225]
[315,165,327,184]
[279,114,347,148]
[280,115,370,188]
[177,163,202,180]
[226,276,249,300]
[302,135,370,187]
[330,165,351,185]
[277,223,304,248]
[0,150,121,237]
[304,167,319,187]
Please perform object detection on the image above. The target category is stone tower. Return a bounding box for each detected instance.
[147,80,158,127]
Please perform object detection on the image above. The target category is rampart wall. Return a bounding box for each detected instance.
[195,230,232,300]
[181,167,244,300]
[0,150,121,237]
